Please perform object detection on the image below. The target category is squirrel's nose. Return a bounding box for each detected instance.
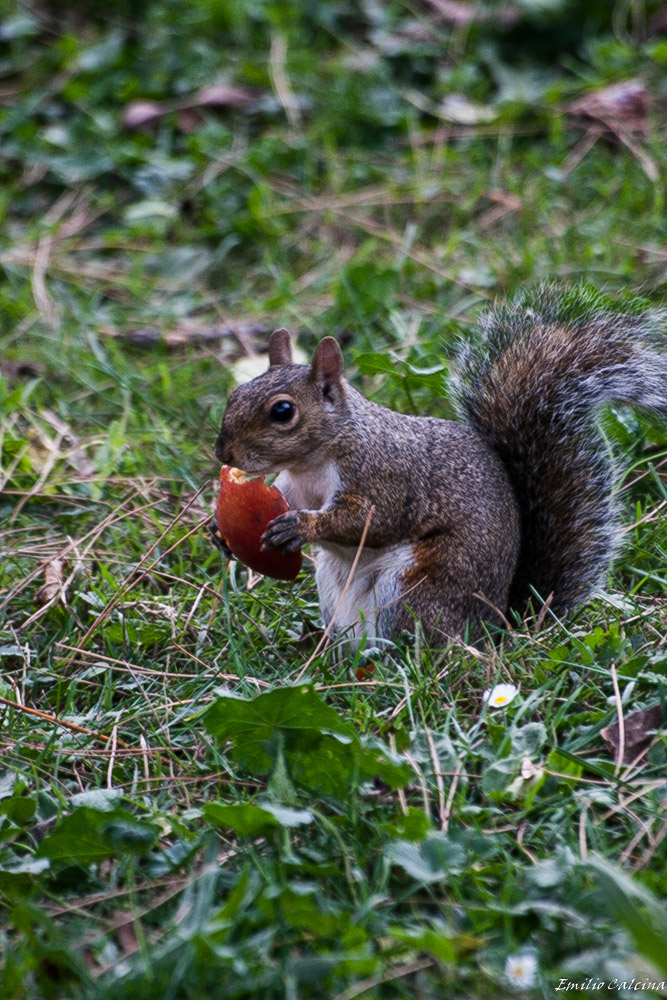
[214,434,233,465]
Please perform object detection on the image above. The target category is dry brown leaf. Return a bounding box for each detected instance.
[601,704,664,764]
[567,79,649,136]
[27,429,55,475]
[38,409,97,478]
[123,85,255,132]
[114,911,139,956]
[36,559,64,606]
[121,100,164,129]
[419,0,519,27]
[195,84,255,108]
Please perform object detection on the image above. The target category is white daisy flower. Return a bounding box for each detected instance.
[483,682,519,708]
[505,951,538,989]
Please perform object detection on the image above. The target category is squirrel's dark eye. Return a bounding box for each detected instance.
[269,399,296,423]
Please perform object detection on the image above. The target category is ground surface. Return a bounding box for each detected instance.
[1,2,666,997]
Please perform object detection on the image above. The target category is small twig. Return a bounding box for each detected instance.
[425,726,447,831]
[107,726,118,789]
[331,958,436,1000]
[10,491,166,618]
[169,640,269,688]
[472,591,513,630]
[403,749,431,818]
[389,733,409,816]
[620,498,667,535]
[610,662,626,774]
[516,823,538,864]
[534,592,554,631]
[72,489,208,650]
[618,814,655,866]
[0,694,112,743]
[139,735,150,786]
[269,33,301,130]
[56,642,207,679]
[11,430,64,523]
[578,806,588,860]
[442,757,464,833]
[632,816,667,871]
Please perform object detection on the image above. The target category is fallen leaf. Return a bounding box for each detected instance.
[439,94,498,125]
[36,559,64,606]
[195,84,255,108]
[27,428,54,474]
[567,79,649,137]
[601,705,664,764]
[122,85,256,132]
[122,100,164,129]
[419,0,519,27]
[114,911,139,956]
[100,320,269,350]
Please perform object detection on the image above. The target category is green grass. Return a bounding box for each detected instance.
[1,1,667,997]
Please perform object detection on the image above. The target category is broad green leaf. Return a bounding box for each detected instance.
[37,807,157,863]
[387,834,465,884]
[481,759,517,797]
[0,857,50,897]
[260,884,346,936]
[355,352,399,377]
[379,807,432,841]
[511,722,547,757]
[70,789,123,812]
[261,803,313,827]
[294,733,410,797]
[203,802,313,835]
[390,926,459,963]
[387,840,446,884]
[204,803,280,836]
[204,685,355,773]
[0,795,36,826]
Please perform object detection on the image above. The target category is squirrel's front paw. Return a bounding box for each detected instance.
[208,518,232,558]
[261,511,310,554]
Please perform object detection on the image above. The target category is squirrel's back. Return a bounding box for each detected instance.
[452,285,667,618]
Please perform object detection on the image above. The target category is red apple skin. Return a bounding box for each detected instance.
[216,466,302,581]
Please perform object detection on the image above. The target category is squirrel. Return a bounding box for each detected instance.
[213,286,667,645]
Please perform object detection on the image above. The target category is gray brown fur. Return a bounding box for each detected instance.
[215,286,667,642]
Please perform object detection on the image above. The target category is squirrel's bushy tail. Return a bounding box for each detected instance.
[453,285,667,617]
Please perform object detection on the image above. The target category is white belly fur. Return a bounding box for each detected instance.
[275,465,416,641]
[315,541,416,640]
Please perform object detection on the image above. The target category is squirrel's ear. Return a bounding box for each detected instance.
[268,328,293,367]
[310,337,343,386]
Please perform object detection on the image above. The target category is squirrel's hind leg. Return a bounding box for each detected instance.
[391,535,514,643]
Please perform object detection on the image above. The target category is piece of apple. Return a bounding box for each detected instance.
[215,466,302,581]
